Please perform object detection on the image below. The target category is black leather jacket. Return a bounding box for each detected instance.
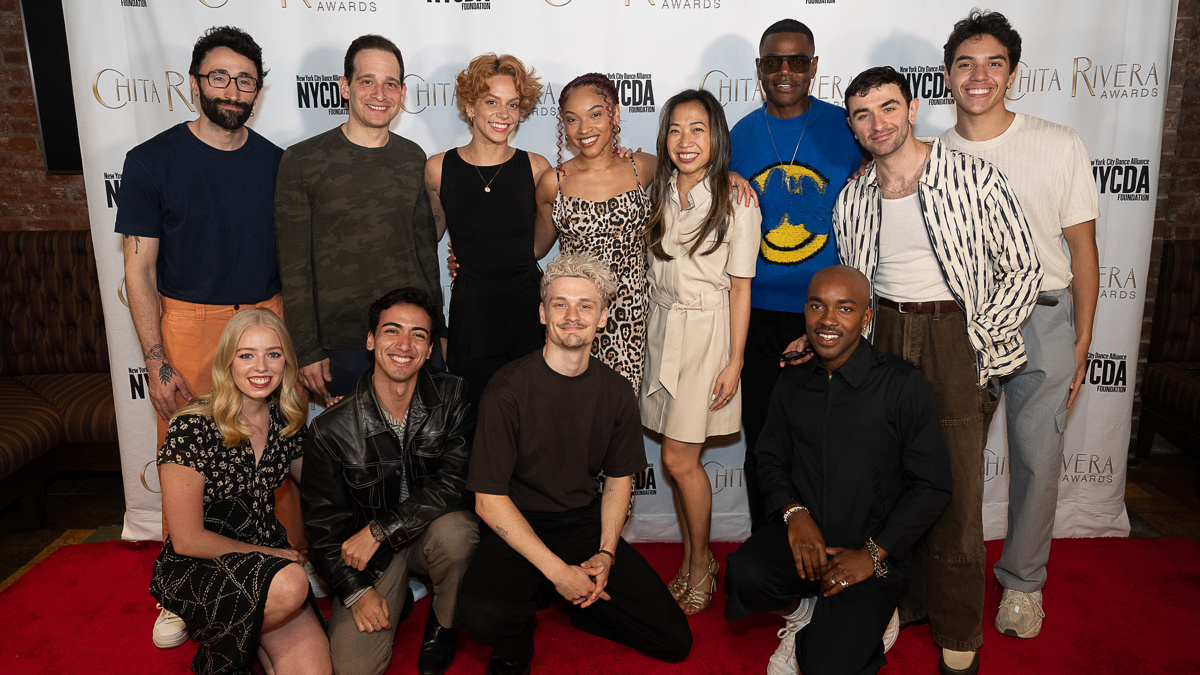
[301,369,474,602]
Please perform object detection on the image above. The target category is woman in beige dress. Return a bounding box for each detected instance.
[641,89,760,614]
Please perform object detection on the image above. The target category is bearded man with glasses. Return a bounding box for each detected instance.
[115,25,289,652]
[728,19,867,534]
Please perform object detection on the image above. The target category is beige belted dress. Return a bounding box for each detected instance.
[640,174,761,443]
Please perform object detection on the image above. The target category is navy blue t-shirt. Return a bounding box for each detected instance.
[115,123,284,305]
[729,99,862,313]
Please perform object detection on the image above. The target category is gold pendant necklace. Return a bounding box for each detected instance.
[763,104,814,191]
[465,147,511,193]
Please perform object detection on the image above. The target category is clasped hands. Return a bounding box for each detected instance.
[786,512,876,598]
[551,554,613,609]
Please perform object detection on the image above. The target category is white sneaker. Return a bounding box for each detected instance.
[303,561,331,598]
[153,604,188,649]
[882,609,900,653]
[994,588,1045,638]
[409,578,429,602]
[767,596,815,675]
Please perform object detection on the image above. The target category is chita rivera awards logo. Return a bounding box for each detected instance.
[1072,57,1159,99]
[704,461,744,496]
[1098,264,1138,301]
[608,73,656,114]
[296,74,347,116]
[92,68,194,112]
[401,74,455,114]
[700,69,847,107]
[983,448,1007,483]
[545,0,722,9]
[898,65,953,106]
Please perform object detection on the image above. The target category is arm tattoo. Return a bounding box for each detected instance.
[145,344,166,361]
[493,525,509,538]
[158,361,176,386]
[123,234,142,253]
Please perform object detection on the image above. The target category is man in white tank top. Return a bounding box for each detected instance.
[939,9,1100,651]
[833,66,1042,675]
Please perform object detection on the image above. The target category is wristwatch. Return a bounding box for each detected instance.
[368,520,386,543]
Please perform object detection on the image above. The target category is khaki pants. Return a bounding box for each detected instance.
[329,510,479,675]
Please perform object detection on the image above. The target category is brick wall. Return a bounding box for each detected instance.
[0,0,88,232]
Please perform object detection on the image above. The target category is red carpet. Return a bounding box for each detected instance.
[1,538,1198,674]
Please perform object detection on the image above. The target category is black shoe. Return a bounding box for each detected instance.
[486,654,531,675]
[416,605,458,675]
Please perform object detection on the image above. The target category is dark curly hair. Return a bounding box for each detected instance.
[844,66,912,113]
[943,9,1021,74]
[368,287,441,340]
[189,26,266,84]
[555,73,621,169]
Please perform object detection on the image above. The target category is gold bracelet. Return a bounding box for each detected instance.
[596,549,616,566]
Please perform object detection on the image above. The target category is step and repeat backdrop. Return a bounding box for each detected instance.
[61,0,1173,543]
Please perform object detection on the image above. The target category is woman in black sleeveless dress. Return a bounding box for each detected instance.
[425,53,552,408]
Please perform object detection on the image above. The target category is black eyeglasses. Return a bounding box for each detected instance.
[759,54,813,75]
[196,70,260,93]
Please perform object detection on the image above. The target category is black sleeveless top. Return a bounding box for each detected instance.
[441,148,538,283]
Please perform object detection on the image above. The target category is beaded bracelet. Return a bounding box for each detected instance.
[782,505,809,524]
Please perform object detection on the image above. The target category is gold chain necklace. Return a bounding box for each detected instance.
[763,104,814,191]
[464,147,512,193]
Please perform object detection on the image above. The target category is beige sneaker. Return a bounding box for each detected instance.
[152,604,188,649]
[882,609,900,653]
[767,596,815,675]
[995,588,1045,638]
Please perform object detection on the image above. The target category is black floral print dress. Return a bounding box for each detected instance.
[149,405,306,675]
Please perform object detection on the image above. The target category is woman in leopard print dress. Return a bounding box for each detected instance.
[534,73,653,392]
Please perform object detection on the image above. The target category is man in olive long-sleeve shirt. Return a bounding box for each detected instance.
[725,266,951,675]
[275,35,443,401]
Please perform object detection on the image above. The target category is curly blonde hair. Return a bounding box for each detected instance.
[540,254,618,310]
[455,53,543,120]
[172,308,306,447]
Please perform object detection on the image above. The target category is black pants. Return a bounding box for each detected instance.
[455,501,692,665]
[724,519,904,675]
[741,308,807,531]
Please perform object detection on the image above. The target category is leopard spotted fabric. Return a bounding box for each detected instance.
[552,175,651,393]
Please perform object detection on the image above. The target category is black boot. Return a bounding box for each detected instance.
[416,603,457,675]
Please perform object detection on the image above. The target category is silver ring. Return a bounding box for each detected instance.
[838,580,849,588]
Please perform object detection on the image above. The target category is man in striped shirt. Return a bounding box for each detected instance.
[939,10,1100,648]
[832,66,1042,675]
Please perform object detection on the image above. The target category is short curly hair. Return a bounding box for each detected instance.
[540,254,618,310]
[455,53,543,121]
[943,9,1022,74]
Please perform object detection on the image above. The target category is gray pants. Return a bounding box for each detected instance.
[329,510,479,675]
[996,289,1075,593]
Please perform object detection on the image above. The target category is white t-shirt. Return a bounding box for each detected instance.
[940,113,1099,291]
[875,193,956,303]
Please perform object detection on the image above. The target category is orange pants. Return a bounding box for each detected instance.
[156,294,307,550]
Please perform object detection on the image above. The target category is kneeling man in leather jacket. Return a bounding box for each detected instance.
[302,287,477,675]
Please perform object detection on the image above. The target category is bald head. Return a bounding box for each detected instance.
[805,265,874,372]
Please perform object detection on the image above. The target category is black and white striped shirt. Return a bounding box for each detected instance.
[833,138,1043,386]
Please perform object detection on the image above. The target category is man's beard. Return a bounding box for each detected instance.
[199,92,253,131]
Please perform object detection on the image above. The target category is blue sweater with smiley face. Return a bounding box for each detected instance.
[729,98,863,314]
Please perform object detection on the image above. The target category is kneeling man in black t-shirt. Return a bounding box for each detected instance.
[455,254,693,675]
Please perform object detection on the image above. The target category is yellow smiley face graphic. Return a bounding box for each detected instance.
[753,163,830,266]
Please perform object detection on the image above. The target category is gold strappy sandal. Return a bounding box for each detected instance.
[679,552,718,615]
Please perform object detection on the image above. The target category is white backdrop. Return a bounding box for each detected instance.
[61,0,1172,543]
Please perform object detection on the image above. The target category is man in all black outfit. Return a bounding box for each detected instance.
[301,288,476,675]
[725,265,951,675]
[455,254,692,675]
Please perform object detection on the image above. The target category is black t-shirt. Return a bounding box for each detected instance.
[115,123,284,305]
[467,351,648,513]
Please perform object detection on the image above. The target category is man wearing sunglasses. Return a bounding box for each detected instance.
[115,25,286,652]
[729,19,865,536]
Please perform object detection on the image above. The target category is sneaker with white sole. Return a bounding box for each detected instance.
[767,596,816,675]
[153,604,188,649]
[994,588,1044,638]
[882,609,900,653]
